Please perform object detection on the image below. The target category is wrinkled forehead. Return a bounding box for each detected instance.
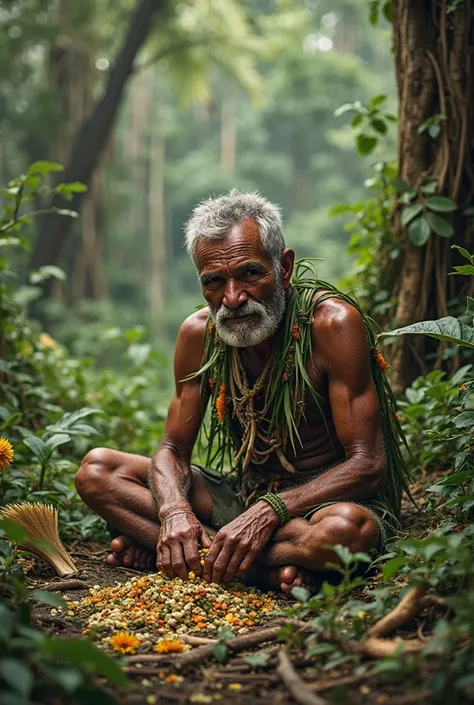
[195,218,272,272]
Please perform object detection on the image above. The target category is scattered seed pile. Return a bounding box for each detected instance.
[61,571,280,654]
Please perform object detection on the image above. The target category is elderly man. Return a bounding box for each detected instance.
[75,191,405,595]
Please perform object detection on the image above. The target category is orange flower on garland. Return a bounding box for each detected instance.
[0,438,14,470]
[216,384,227,423]
[209,377,216,391]
[109,632,140,654]
[373,347,389,372]
[291,324,301,341]
[155,638,185,654]
[208,321,215,335]
[281,372,288,382]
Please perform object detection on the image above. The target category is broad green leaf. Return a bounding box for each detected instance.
[408,215,430,246]
[453,411,474,430]
[45,433,71,453]
[27,161,63,176]
[212,642,228,663]
[428,123,441,138]
[371,118,387,134]
[369,1,379,25]
[451,364,472,384]
[0,519,27,544]
[29,590,67,609]
[356,134,377,155]
[451,244,474,263]
[382,0,392,21]
[351,113,363,128]
[334,102,359,117]
[378,317,474,349]
[401,202,423,227]
[426,211,454,237]
[41,638,127,687]
[451,264,474,276]
[23,436,47,462]
[291,586,310,602]
[41,664,84,694]
[383,555,407,580]
[0,604,14,639]
[369,94,388,108]
[243,652,271,669]
[0,659,33,697]
[420,180,438,195]
[425,196,457,212]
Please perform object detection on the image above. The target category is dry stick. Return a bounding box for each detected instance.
[308,669,376,693]
[366,583,428,638]
[34,579,87,592]
[277,650,327,705]
[128,625,287,669]
[180,634,216,647]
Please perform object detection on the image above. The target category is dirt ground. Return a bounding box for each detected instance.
[27,476,441,705]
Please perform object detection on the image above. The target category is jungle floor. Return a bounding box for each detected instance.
[27,473,446,705]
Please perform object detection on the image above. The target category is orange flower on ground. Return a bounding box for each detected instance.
[165,674,183,684]
[373,347,389,372]
[291,324,301,341]
[155,638,185,654]
[459,384,467,391]
[216,384,227,423]
[0,438,14,469]
[109,632,140,654]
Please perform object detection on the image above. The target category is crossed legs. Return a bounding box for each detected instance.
[75,448,379,594]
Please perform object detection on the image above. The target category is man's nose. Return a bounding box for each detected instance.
[222,280,247,309]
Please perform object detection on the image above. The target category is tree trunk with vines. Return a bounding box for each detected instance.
[390,0,474,393]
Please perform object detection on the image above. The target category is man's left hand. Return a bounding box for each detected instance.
[201,501,280,584]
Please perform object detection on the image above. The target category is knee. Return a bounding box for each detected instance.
[309,504,378,555]
[75,447,117,502]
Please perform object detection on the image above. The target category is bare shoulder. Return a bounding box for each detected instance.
[175,307,210,381]
[311,293,370,371]
[178,307,209,345]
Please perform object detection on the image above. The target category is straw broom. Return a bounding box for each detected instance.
[0,502,78,576]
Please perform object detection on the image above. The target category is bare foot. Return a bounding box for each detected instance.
[277,565,319,597]
[106,535,156,571]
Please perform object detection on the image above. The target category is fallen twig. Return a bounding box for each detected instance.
[180,634,216,646]
[277,649,327,705]
[34,579,87,592]
[367,583,428,638]
[309,669,376,693]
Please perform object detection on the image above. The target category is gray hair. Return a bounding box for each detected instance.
[184,189,285,266]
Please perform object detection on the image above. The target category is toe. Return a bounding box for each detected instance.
[107,553,122,566]
[278,565,298,585]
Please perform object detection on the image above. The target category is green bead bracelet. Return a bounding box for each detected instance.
[258,493,289,525]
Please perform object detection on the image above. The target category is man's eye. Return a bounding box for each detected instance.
[205,277,223,286]
[243,269,262,279]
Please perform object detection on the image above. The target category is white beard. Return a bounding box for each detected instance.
[209,282,286,347]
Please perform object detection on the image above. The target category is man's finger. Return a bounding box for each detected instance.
[200,528,212,549]
[159,545,176,579]
[170,541,188,580]
[210,542,233,585]
[221,546,249,584]
[183,537,201,575]
[202,538,221,583]
[235,551,256,578]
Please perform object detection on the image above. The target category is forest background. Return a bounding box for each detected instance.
[1,1,474,704]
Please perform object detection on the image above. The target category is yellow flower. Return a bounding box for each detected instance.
[165,674,183,684]
[228,683,242,691]
[0,438,14,470]
[155,638,186,654]
[109,632,140,654]
[39,333,55,348]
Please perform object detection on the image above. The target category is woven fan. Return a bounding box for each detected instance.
[0,502,78,576]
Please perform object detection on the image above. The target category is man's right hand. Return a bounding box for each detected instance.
[157,509,212,580]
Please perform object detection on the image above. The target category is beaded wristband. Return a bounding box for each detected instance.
[257,493,289,525]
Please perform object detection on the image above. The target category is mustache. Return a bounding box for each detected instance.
[216,300,263,321]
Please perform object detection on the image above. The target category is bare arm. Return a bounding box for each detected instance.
[278,299,386,517]
[150,310,211,577]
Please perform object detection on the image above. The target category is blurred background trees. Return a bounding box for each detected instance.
[0,0,395,361]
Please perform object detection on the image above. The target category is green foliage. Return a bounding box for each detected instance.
[396,176,457,246]
[335,94,396,157]
[0,518,126,704]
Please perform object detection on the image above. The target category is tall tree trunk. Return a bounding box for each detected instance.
[147,71,166,329]
[221,81,237,173]
[29,0,169,283]
[389,0,474,393]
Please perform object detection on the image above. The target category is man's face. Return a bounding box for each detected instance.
[195,218,286,347]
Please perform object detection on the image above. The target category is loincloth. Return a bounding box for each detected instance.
[192,464,399,555]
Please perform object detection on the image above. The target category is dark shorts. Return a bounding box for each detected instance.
[193,464,399,554]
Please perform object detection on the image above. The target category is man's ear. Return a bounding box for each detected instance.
[280,249,295,289]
